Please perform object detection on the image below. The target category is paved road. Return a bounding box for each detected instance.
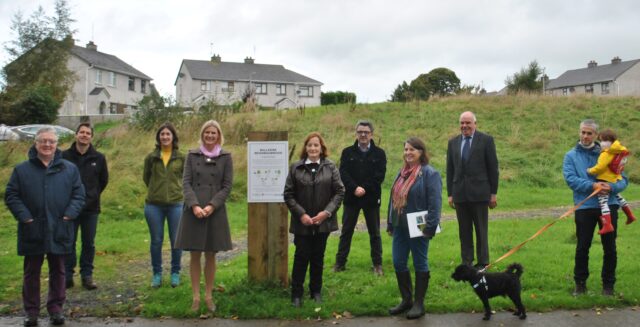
[2,308,639,327]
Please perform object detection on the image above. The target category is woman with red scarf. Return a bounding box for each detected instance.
[387,137,442,319]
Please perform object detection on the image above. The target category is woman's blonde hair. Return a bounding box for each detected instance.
[198,120,224,146]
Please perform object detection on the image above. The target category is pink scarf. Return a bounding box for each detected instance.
[200,144,221,158]
[391,163,422,213]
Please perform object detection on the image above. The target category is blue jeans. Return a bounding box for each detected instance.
[144,203,182,274]
[65,212,98,279]
[392,221,430,273]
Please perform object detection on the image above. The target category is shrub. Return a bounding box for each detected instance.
[9,86,59,124]
[321,91,356,105]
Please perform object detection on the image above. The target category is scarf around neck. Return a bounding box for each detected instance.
[200,144,221,158]
[391,163,422,213]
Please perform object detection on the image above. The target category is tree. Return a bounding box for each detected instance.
[10,86,59,124]
[1,0,76,119]
[409,74,431,100]
[390,81,412,102]
[423,67,461,97]
[3,36,75,104]
[505,60,543,95]
[390,67,461,102]
[3,0,75,60]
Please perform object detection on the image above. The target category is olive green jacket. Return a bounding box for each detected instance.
[143,148,185,205]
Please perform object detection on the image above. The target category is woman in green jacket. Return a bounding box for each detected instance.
[143,122,185,288]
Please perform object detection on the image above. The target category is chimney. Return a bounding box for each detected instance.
[244,56,255,64]
[211,54,221,64]
[587,60,597,68]
[86,41,97,51]
[611,56,622,64]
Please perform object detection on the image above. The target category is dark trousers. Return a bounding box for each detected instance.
[335,204,383,266]
[291,233,330,299]
[23,254,66,315]
[574,207,618,286]
[455,201,489,266]
[65,212,99,280]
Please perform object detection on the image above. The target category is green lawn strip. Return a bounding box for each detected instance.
[140,217,640,319]
[2,202,640,317]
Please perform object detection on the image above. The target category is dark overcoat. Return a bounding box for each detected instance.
[5,147,85,255]
[174,149,233,251]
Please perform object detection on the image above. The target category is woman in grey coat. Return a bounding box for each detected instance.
[175,120,233,313]
[284,132,345,307]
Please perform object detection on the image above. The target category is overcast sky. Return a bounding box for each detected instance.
[1,0,639,103]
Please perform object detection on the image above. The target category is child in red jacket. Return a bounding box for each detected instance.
[587,129,636,234]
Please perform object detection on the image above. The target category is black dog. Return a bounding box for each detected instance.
[451,263,526,320]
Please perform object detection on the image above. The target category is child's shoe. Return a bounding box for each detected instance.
[598,214,615,235]
[622,205,636,225]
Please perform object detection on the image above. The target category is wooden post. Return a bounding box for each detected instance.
[247,131,289,286]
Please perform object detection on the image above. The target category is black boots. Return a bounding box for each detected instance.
[388,271,413,315]
[406,271,430,319]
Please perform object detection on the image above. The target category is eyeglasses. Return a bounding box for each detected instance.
[356,131,371,135]
[36,139,58,145]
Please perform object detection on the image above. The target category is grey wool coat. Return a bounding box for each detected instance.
[175,149,233,252]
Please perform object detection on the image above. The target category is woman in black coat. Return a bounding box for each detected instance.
[283,132,345,307]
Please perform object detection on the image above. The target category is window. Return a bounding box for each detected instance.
[254,83,267,94]
[128,77,135,91]
[95,69,102,84]
[200,81,211,91]
[109,72,116,86]
[298,86,313,97]
[585,84,594,94]
[601,82,609,94]
[222,81,235,92]
[141,80,147,94]
[562,88,568,95]
[276,84,286,95]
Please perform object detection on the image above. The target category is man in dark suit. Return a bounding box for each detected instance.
[446,111,499,268]
[333,120,387,275]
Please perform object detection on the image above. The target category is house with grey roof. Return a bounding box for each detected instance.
[60,41,152,116]
[545,57,640,96]
[175,55,322,109]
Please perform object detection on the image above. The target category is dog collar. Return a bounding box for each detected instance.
[472,276,488,291]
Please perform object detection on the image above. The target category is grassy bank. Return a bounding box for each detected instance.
[1,95,639,317]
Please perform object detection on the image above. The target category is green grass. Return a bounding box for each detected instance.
[1,95,640,317]
[139,217,640,319]
[3,211,637,318]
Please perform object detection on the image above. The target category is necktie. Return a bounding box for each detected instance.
[461,136,471,161]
